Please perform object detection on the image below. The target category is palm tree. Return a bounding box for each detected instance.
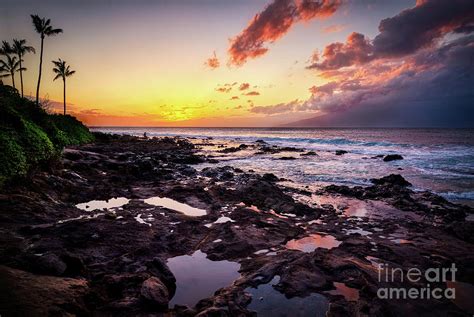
[12,39,35,97]
[52,58,75,115]
[0,41,12,56]
[31,15,63,106]
[0,55,23,89]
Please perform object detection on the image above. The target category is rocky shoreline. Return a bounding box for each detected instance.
[1,134,473,316]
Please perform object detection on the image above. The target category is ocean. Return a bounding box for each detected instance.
[92,127,474,207]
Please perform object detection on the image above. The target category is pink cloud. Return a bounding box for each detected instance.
[228,0,342,66]
[204,51,220,69]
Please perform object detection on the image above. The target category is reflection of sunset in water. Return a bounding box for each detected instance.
[327,282,360,302]
[285,234,341,253]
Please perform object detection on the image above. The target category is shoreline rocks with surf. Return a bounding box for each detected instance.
[0,134,473,316]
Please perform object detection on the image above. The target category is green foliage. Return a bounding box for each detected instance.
[0,131,27,186]
[0,84,94,187]
[21,120,55,164]
[49,114,94,145]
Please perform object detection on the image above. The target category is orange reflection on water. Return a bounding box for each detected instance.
[285,234,341,252]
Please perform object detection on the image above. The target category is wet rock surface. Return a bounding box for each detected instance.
[0,134,473,316]
[383,154,404,162]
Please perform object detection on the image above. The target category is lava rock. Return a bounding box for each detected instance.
[371,174,412,186]
[140,277,169,307]
[335,150,348,156]
[301,151,317,156]
[383,154,403,162]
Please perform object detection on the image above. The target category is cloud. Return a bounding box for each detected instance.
[292,35,474,126]
[308,32,374,70]
[322,24,345,33]
[215,87,232,93]
[309,0,474,70]
[204,51,220,69]
[244,91,260,96]
[372,0,474,57]
[250,99,301,114]
[228,0,342,66]
[239,82,250,90]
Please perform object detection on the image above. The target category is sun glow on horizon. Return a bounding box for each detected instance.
[3,0,471,128]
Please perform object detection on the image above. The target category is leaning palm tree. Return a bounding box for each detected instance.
[0,55,23,89]
[31,15,63,106]
[12,39,35,97]
[52,58,75,115]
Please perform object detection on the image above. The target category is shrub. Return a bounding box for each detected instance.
[0,84,94,187]
[0,131,27,186]
[20,120,55,164]
[49,114,94,145]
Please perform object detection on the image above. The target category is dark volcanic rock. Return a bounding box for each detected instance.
[140,277,169,307]
[236,179,318,216]
[2,134,474,317]
[383,154,403,162]
[219,144,248,153]
[0,265,90,316]
[301,151,317,156]
[370,174,412,187]
[335,150,348,155]
[257,145,304,155]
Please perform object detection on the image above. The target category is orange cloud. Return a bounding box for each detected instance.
[228,0,342,66]
[204,51,220,69]
[322,24,345,33]
[244,91,260,96]
[215,86,232,93]
[239,82,250,90]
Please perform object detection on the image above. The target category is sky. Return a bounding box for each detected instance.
[0,0,473,127]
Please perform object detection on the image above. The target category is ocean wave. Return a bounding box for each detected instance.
[93,128,412,148]
[439,191,474,201]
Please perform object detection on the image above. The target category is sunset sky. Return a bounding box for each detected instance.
[1,0,473,127]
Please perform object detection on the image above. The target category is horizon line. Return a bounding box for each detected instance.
[88,126,474,129]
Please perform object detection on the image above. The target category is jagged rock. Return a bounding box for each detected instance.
[371,174,412,186]
[0,265,90,316]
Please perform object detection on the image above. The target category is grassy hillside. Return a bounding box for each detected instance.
[0,84,94,186]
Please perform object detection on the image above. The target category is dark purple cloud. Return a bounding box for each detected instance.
[309,0,474,70]
[294,35,474,127]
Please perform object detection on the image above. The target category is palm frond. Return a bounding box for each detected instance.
[0,41,12,55]
[46,28,63,36]
[12,39,36,55]
[31,15,62,37]
[31,14,44,33]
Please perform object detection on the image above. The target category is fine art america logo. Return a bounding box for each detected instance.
[377,263,457,300]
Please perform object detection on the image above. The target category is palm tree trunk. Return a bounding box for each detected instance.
[63,78,66,115]
[18,53,24,97]
[35,36,44,106]
[11,72,15,89]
